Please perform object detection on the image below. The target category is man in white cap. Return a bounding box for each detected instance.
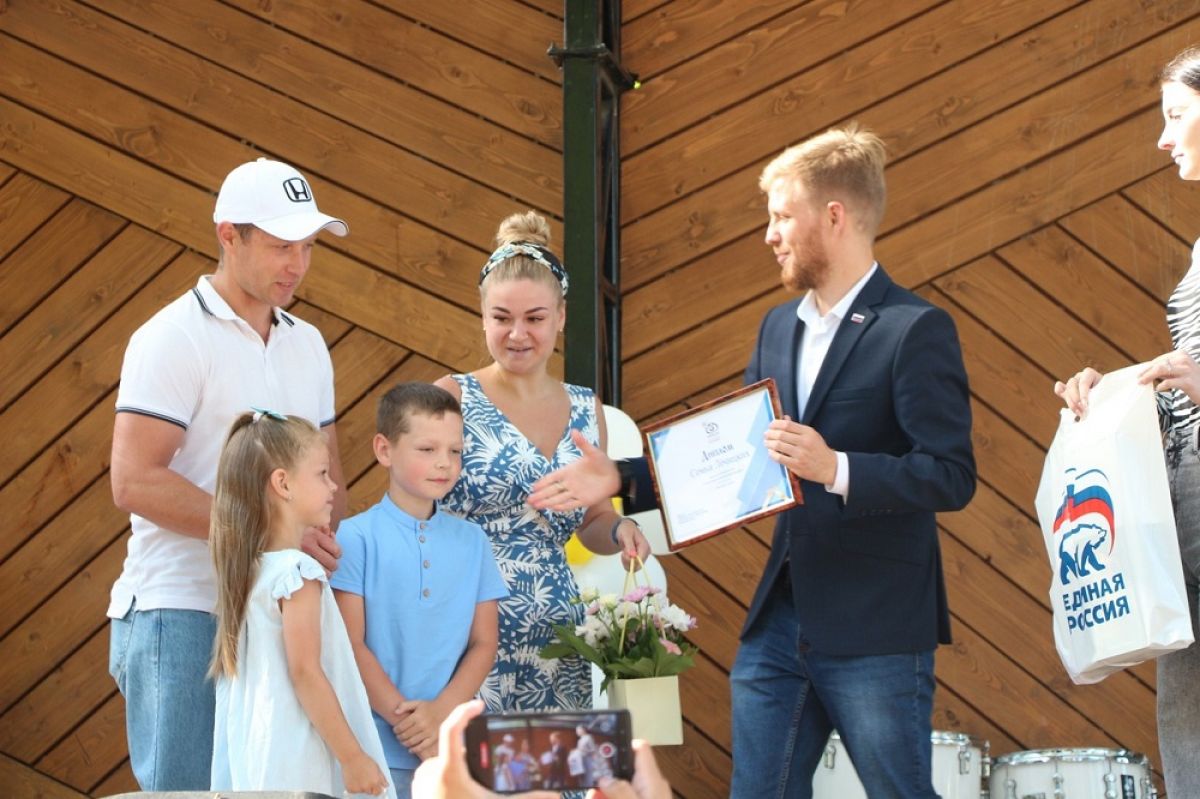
[107,158,349,790]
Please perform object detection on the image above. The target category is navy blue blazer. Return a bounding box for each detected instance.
[742,266,975,655]
[622,266,975,655]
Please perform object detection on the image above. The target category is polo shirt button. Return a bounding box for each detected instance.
[419,535,426,543]
[420,522,427,530]
[423,560,430,569]
[422,588,431,598]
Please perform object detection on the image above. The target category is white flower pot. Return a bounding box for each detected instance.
[607,675,683,746]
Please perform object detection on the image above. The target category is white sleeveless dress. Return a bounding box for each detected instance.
[211,549,396,798]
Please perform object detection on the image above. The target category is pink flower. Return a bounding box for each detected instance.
[660,638,682,655]
[622,586,653,603]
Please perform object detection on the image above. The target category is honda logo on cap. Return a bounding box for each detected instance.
[282,178,312,203]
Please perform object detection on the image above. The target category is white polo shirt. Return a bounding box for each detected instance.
[108,276,335,617]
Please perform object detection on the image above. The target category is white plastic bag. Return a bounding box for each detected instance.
[1035,363,1193,684]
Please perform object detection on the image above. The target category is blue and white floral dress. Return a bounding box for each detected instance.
[442,373,595,712]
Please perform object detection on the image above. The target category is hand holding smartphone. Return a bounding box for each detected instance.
[465,709,634,793]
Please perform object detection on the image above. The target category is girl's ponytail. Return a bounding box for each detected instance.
[209,411,320,677]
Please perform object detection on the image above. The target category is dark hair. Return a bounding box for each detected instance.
[216,223,260,268]
[377,382,461,442]
[1163,47,1200,91]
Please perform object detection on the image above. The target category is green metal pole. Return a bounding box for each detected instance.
[562,0,602,393]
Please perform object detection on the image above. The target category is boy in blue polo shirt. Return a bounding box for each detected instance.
[332,382,507,799]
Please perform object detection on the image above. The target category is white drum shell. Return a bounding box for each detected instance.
[988,748,1156,799]
[811,730,988,799]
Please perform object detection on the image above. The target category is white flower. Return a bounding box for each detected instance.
[616,601,640,621]
[659,604,695,632]
[580,586,600,603]
[576,616,610,648]
[599,593,619,610]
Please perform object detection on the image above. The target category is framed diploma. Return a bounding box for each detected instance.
[642,378,801,551]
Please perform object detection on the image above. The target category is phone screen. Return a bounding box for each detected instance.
[465,709,634,793]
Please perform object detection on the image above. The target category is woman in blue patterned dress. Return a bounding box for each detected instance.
[435,210,651,713]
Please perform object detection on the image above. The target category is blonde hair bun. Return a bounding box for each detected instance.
[496,210,551,248]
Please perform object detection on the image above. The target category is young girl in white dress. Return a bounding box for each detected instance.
[208,410,395,798]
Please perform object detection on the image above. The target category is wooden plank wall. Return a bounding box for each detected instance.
[618,0,1200,796]
[0,0,1196,797]
[0,0,564,794]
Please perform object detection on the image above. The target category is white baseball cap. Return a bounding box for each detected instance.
[213,158,348,240]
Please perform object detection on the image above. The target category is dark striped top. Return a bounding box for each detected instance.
[1162,241,1200,437]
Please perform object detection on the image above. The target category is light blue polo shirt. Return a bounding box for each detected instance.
[331,493,508,770]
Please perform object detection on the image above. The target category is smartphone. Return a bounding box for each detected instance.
[465,708,635,793]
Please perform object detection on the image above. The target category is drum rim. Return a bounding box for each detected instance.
[829,730,987,751]
[993,748,1149,766]
[929,731,973,746]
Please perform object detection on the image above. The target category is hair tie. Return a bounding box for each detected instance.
[479,242,569,296]
[250,406,286,423]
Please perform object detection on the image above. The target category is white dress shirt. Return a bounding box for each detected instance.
[795,263,878,499]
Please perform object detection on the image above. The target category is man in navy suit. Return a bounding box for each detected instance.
[530,124,975,798]
[730,124,975,798]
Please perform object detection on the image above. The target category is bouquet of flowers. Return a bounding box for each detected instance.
[540,559,698,693]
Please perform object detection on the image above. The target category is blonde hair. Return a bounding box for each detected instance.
[479,210,563,305]
[759,123,888,236]
[209,411,322,678]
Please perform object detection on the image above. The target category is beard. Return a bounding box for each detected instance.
[780,228,830,292]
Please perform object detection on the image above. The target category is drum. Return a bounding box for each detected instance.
[989,748,1157,799]
[811,730,989,798]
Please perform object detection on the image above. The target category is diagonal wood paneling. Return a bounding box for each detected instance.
[617,0,1200,796]
[0,0,571,793]
[2,0,1197,796]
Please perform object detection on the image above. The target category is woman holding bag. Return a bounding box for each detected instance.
[1056,46,1200,795]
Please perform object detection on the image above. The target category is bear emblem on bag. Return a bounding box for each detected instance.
[1052,468,1115,586]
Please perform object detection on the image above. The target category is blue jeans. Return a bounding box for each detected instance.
[390,767,415,799]
[109,604,217,790]
[730,577,938,799]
